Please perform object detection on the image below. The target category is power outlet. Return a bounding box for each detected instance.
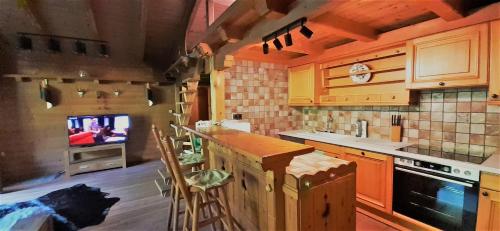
[232,113,242,120]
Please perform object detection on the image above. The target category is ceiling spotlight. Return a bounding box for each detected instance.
[273,35,283,51]
[98,43,109,57]
[263,41,269,54]
[18,35,32,50]
[73,40,87,55]
[300,22,313,39]
[284,29,293,47]
[47,38,61,53]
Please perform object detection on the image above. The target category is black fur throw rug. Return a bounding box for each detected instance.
[0,184,120,231]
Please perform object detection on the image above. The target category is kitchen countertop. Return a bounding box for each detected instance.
[183,125,314,171]
[279,130,500,175]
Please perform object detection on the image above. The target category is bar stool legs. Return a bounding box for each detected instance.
[218,187,234,231]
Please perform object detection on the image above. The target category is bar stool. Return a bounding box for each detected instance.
[163,134,235,231]
[152,125,206,230]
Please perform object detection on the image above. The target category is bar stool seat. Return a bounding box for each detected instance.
[184,169,232,191]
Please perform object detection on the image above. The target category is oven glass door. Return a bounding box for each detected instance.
[393,166,478,231]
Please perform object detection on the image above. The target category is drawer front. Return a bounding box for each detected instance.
[319,95,336,104]
[342,147,388,161]
[305,140,343,155]
[380,92,410,104]
[99,158,122,169]
[355,94,380,104]
[70,162,99,174]
[336,95,356,104]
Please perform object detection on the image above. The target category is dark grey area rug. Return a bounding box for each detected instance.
[0,184,119,231]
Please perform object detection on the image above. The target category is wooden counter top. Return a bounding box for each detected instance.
[183,125,314,171]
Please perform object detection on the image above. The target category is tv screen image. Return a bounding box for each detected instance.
[67,114,130,147]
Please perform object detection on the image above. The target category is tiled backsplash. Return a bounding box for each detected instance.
[303,88,499,158]
[223,59,303,136]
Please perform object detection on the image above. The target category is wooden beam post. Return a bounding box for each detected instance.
[423,0,465,21]
[311,14,378,42]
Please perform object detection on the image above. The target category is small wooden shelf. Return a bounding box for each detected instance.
[64,143,126,177]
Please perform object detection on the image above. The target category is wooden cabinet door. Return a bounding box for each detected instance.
[233,162,268,230]
[476,188,500,231]
[288,64,315,105]
[342,149,393,213]
[406,24,488,89]
[489,20,500,104]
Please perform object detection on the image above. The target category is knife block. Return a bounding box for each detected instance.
[391,126,402,142]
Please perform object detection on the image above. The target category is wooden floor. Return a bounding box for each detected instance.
[1,160,397,231]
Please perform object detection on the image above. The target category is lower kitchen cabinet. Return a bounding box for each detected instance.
[341,147,393,214]
[476,173,500,231]
[305,140,393,213]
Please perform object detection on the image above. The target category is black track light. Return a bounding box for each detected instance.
[284,30,293,47]
[47,38,61,53]
[300,22,313,39]
[73,40,87,55]
[98,43,109,57]
[273,35,283,51]
[18,35,32,50]
[263,41,269,54]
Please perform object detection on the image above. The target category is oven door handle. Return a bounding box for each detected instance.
[395,167,474,187]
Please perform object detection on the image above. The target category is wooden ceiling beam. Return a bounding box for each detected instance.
[423,0,464,21]
[253,0,296,19]
[232,49,291,65]
[86,0,100,39]
[311,14,378,42]
[288,2,500,67]
[217,26,244,43]
[211,0,334,70]
[18,1,45,32]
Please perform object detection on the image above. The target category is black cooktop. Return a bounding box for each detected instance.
[398,144,488,165]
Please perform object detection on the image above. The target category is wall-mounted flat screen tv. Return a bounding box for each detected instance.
[67,114,130,147]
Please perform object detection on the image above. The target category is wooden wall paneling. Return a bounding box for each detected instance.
[0,79,175,185]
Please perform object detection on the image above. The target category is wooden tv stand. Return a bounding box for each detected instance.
[64,143,126,177]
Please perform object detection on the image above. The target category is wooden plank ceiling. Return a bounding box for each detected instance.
[195,0,498,69]
[0,0,201,72]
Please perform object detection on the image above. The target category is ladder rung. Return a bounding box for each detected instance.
[171,136,188,142]
[173,113,191,117]
[157,168,170,181]
[170,124,180,129]
[182,78,200,83]
[179,90,197,94]
[154,178,169,197]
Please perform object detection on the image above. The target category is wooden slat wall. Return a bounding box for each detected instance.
[0,78,175,185]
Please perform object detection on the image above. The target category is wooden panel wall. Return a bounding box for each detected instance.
[0,78,175,185]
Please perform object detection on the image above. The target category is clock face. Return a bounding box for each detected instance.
[349,63,371,83]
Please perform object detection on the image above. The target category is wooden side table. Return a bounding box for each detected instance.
[64,143,126,177]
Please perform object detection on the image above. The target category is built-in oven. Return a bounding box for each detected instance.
[393,157,479,231]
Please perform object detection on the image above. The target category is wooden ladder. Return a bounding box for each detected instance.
[155,77,200,197]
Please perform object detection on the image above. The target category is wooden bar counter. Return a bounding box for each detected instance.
[183,125,314,231]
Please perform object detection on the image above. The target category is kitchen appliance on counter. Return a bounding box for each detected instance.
[355,120,367,138]
[393,157,480,231]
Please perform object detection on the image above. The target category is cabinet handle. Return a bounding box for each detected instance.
[361,152,365,156]
[482,191,489,197]
[492,94,499,99]
[366,97,370,100]
[439,82,445,86]
[392,96,396,100]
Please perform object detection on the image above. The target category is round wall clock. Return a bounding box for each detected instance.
[349,63,371,83]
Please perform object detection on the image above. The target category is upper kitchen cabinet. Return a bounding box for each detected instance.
[406,23,489,89]
[288,64,315,106]
[489,20,500,104]
[319,46,416,106]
